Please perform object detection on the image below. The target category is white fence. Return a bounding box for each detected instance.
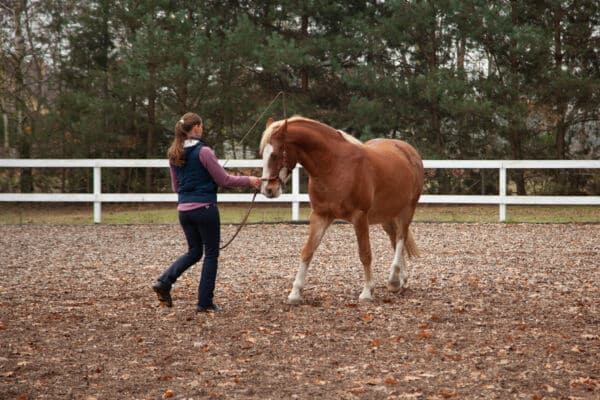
[1,159,599,223]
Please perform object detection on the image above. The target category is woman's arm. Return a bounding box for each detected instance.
[199,147,251,187]
[169,164,179,192]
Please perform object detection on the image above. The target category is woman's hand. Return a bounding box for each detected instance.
[249,176,261,190]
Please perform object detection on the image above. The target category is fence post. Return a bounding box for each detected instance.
[292,166,300,221]
[499,163,506,222]
[93,166,101,223]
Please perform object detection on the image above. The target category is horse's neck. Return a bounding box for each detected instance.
[288,125,349,178]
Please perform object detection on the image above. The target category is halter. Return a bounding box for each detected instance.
[261,119,290,187]
[261,143,288,187]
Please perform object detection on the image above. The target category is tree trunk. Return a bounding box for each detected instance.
[179,58,188,113]
[509,128,526,195]
[552,4,569,193]
[553,5,567,161]
[555,113,567,160]
[300,15,309,92]
[1,99,8,152]
[508,0,525,195]
[18,112,34,192]
[430,10,442,154]
[145,62,156,191]
[176,8,193,113]
[456,36,466,73]
[15,0,33,192]
[432,101,442,153]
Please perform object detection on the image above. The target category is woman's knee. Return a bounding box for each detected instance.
[188,247,203,262]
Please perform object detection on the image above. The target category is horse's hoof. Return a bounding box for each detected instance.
[387,281,402,292]
[287,296,302,305]
[358,289,374,302]
[359,285,374,302]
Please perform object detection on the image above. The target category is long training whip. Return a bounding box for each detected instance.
[222,91,285,169]
[219,91,287,250]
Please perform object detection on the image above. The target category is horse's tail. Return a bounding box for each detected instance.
[403,228,420,258]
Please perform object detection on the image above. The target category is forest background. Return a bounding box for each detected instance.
[1,0,599,197]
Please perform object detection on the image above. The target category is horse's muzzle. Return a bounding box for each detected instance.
[261,177,284,198]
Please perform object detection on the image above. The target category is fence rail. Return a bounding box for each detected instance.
[1,159,598,223]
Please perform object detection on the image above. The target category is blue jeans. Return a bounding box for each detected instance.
[158,204,220,307]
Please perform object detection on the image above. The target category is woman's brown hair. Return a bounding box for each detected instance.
[167,112,203,166]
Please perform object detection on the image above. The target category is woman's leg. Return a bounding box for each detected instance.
[158,210,204,287]
[196,205,220,307]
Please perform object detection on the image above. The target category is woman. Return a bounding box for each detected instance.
[152,112,261,313]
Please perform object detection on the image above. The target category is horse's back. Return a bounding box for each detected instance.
[364,137,420,161]
[364,138,423,180]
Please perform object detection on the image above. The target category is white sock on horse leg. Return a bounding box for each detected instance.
[288,262,308,304]
[388,238,406,291]
[359,279,374,301]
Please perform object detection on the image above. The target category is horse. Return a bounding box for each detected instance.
[259,116,424,304]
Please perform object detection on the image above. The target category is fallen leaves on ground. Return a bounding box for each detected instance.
[0,223,598,399]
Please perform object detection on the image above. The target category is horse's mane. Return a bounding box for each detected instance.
[336,129,363,146]
[259,115,362,154]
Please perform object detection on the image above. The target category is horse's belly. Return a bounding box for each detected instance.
[367,195,415,224]
[310,183,416,223]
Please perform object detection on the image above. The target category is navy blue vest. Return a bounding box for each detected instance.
[174,141,218,204]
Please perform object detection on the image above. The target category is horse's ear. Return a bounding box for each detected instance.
[266,118,274,129]
[272,118,287,140]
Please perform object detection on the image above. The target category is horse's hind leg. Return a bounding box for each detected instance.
[387,237,408,292]
[383,221,408,292]
[288,213,333,305]
[382,222,397,251]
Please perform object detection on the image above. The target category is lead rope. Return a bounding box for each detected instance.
[219,92,287,250]
[219,191,258,250]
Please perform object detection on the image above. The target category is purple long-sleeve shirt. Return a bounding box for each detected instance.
[170,143,251,211]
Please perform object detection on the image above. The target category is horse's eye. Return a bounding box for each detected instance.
[271,154,279,161]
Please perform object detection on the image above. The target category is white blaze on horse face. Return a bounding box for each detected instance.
[260,144,273,177]
[260,143,283,198]
[260,144,275,196]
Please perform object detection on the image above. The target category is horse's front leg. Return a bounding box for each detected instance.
[288,213,333,305]
[352,214,373,301]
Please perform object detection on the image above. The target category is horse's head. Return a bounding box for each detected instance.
[259,118,297,198]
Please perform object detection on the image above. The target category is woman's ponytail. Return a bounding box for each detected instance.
[167,112,202,166]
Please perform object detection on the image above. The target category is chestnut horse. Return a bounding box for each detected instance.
[259,116,424,304]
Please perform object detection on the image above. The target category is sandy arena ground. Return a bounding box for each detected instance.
[0,223,598,399]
